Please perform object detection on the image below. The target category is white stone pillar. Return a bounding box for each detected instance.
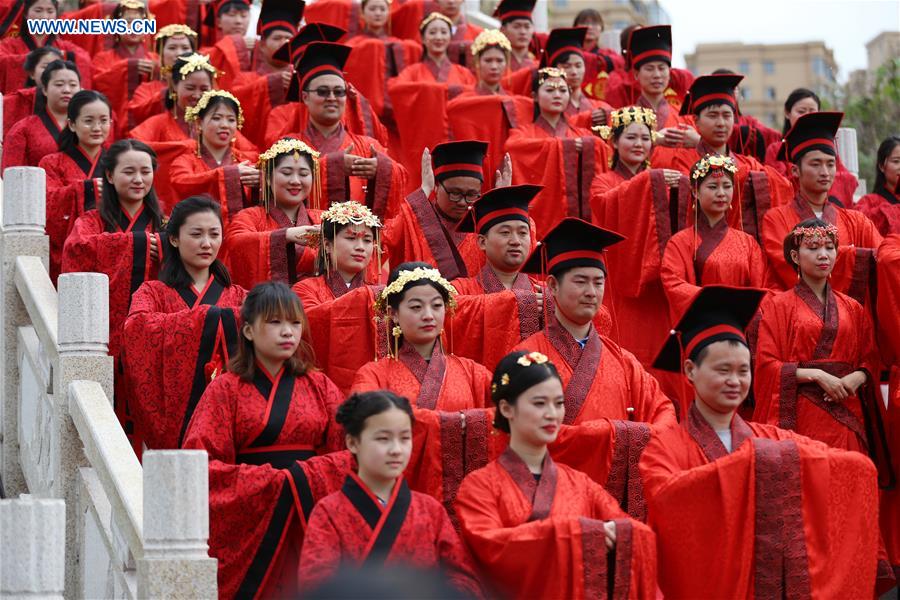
[55,273,114,597]
[0,496,66,599]
[137,451,218,599]
[836,127,863,200]
[0,167,48,498]
[533,0,548,33]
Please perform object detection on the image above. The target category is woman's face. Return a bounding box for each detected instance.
[108,149,154,204]
[787,96,818,128]
[175,71,213,109]
[499,376,565,447]
[69,99,111,148]
[696,173,734,222]
[171,210,223,274]
[792,235,837,282]
[243,311,301,366]
[390,283,445,348]
[558,53,585,89]
[26,0,56,20]
[162,36,194,68]
[477,47,507,87]
[200,102,238,150]
[614,122,652,168]
[362,0,389,30]
[326,224,375,277]
[879,144,900,190]
[635,60,670,96]
[43,68,80,114]
[118,8,145,46]
[536,76,568,117]
[272,154,313,208]
[32,52,60,83]
[347,407,413,483]
[422,20,451,56]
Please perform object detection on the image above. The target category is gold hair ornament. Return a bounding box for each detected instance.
[155,24,197,42]
[536,67,565,86]
[320,201,382,229]
[419,12,453,32]
[471,29,512,56]
[792,224,839,246]
[177,53,218,79]
[690,154,737,182]
[517,351,549,367]
[117,0,146,10]
[374,267,458,314]
[257,138,322,212]
[184,90,244,127]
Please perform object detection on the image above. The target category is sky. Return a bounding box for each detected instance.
[662,0,899,81]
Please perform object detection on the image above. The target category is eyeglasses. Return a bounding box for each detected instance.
[305,86,348,98]
[439,181,481,204]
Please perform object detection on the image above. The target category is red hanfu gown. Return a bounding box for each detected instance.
[764,140,860,207]
[0,33,92,92]
[122,278,246,450]
[298,473,483,597]
[2,85,35,135]
[1,108,61,169]
[389,0,482,44]
[91,45,159,137]
[181,368,350,600]
[344,35,422,121]
[603,69,694,114]
[855,189,900,236]
[126,80,166,131]
[290,268,380,312]
[639,402,881,599]
[455,448,658,600]
[590,162,642,197]
[728,112,780,163]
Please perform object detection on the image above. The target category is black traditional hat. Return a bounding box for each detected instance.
[456,184,541,234]
[273,23,347,65]
[493,0,536,23]
[431,140,489,183]
[777,111,843,163]
[257,0,305,37]
[290,41,351,101]
[543,27,587,67]
[520,217,624,277]
[626,25,672,69]
[679,73,744,116]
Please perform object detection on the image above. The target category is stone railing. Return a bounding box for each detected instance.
[0,167,217,599]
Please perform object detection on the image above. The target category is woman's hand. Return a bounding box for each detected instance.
[840,370,867,396]
[148,232,159,261]
[495,152,513,187]
[662,169,682,187]
[591,107,607,126]
[574,137,583,152]
[813,370,849,402]
[286,225,319,245]
[603,520,617,550]
[420,147,435,197]
[136,59,155,78]
[237,161,260,187]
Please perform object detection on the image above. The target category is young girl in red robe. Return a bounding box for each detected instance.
[181,281,349,599]
[298,390,483,596]
[224,137,322,289]
[854,135,900,235]
[754,219,892,487]
[61,139,164,444]
[123,196,246,450]
[39,89,110,282]
[171,90,259,221]
[351,262,492,410]
[589,106,663,196]
[2,58,79,170]
[393,13,475,86]
[455,350,658,600]
[2,45,60,135]
[291,200,383,311]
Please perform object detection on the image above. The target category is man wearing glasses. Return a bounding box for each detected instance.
[383,140,512,280]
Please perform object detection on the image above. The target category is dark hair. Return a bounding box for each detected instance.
[874,135,900,193]
[531,68,568,121]
[159,196,232,288]
[782,88,820,135]
[692,338,747,367]
[195,93,239,123]
[336,391,415,438]
[712,67,736,75]
[218,0,249,16]
[573,8,603,29]
[608,108,652,170]
[57,90,111,153]
[165,52,215,109]
[314,220,377,276]
[24,46,63,87]
[491,350,562,433]
[22,0,58,21]
[782,217,837,271]
[111,1,147,20]
[620,24,639,68]
[229,281,316,380]
[385,261,451,312]
[39,58,79,91]
[99,139,163,233]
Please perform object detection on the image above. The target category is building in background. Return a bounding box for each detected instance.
[847,31,900,92]
[684,41,839,129]
[544,0,669,29]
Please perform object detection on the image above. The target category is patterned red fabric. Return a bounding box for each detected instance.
[0,35,93,93]
[640,409,880,598]
[2,112,60,169]
[764,140,860,207]
[345,36,421,120]
[2,86,35,135]
[855,191,900,236]
[603,67,694,111]
[91,47,159,138]
[125,80,166,131]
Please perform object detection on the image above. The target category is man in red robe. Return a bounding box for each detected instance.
[642,285,889,597]
[199,0,252,76]
[514,218,677,425]
[495,0,537,72]
[761,112,883,300]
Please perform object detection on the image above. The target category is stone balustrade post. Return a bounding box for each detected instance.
[137,451,218,599]
[836,127,865,198]
[0,496,66,599]
[55,273,114,597]
[0,167,47,498]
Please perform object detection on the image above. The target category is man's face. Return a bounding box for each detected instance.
[478,220,531,272]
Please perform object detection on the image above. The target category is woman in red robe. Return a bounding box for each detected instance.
[506,67,608,238]
[2,58,79,170]
[392,12,475,86]
[61,139,165,444]
[224,138,322,289]
[123,196,246,450]
[298,390,483,596]
[351,262,492,411]
[588,106,659,196]
[854,136,900,235]
[2,45,60,135]
[754,219,892,488]
[642,285,885,598]
[455,350,658,600]
[39,90,110,282]
[170,90,259,222]
[181,281,350,599]
[291,200,383,311]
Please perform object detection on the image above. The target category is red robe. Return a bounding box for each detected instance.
[603,68,694,113]
[298,473,483,597]
[753,281,892,487]
[126,80,166,131]
[91,45,158,137]
[640,402,881,599]
[515,316,676,426]
[123,278,246,450]
[394,56,476,86]
[855,189,900,236]
[223,205,322,290]
[764,140,860,207]
[760,194,883,301]
[229,71,288,149]
[1,110,61,169]
[0,34,92,93]
[181,369,349,600]
[455,448,658,600]
[38,147,104,282]
[201,34,252,90]
[345,35,422,121]
[728,111,780,163]
[589,162,641,197]
[290,268,381,312]
[383,189,485,280]
[2,85,35,135]
[389,0,482,43]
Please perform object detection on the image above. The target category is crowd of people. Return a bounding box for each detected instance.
[1,0,898,597]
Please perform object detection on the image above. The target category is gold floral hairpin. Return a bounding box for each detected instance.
[258,138,322,211]
[155,24,198,42]
[471,29,512,56]
[177,53,218,79]
[374,267,458,314]
[793,224,839,246]
[184,90,244,127]
[690,154,738,181]
[320,201,382,229]
[419,12,453,32]
[517,351,549,367]
[537,67,565,86]
[593,106,658,140]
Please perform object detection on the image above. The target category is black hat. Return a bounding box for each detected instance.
[432,140,488,183]
[679,73,743,116]
[456,184,541,234]
[626,25,672,69]
[257,0,305,37]
[295,41,351,90]
[520,217,624,277]
[777,111,843,163]
[652,285,765,372]
[273,23,348,66]
[493,0,536,24]
[543,27,586,67]
[209,0,250,27]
